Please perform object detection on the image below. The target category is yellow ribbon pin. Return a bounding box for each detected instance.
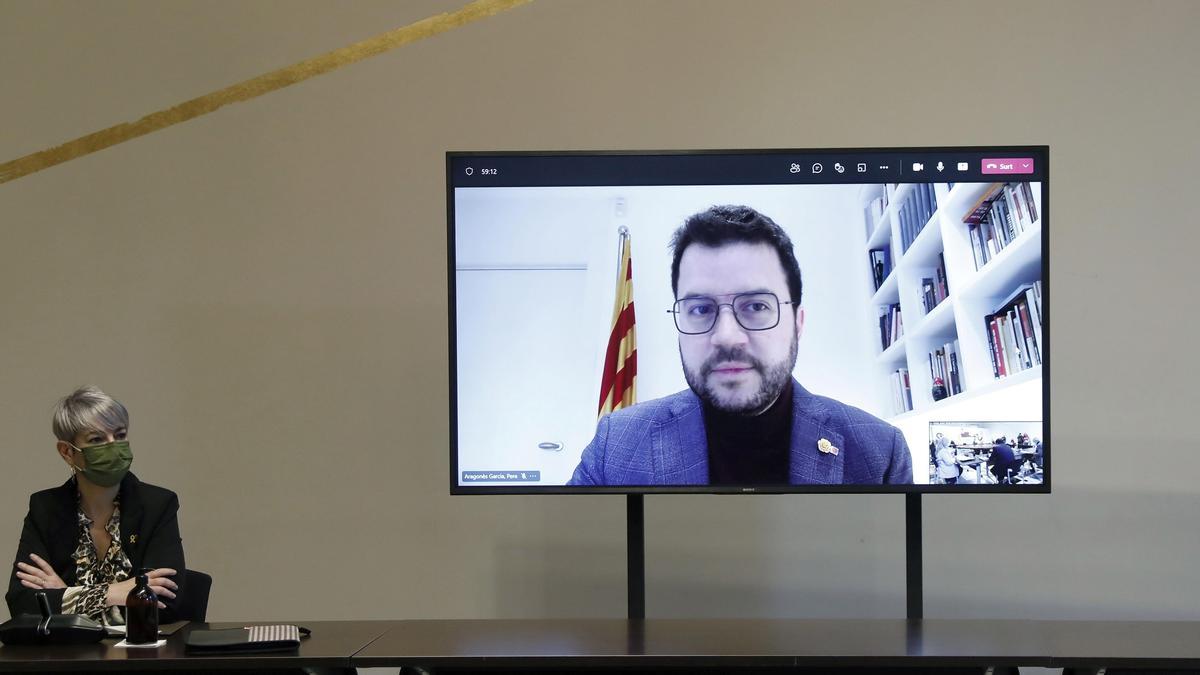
[818,438,839,456]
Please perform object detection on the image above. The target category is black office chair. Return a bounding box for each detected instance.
[177,569,212,622]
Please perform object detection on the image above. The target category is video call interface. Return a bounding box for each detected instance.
[450,149,1048,493]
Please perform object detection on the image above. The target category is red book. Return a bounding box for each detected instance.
[989,318,1008,377]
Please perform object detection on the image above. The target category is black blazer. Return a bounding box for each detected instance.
[5,472,186,621]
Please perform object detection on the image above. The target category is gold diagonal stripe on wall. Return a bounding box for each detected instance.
[0,0,530,186]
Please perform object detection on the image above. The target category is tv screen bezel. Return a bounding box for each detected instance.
[447,146,1049,495]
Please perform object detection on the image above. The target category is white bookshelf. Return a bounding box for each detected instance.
[861,180,1044,419]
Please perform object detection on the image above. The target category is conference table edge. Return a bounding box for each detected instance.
[0,619,391,672]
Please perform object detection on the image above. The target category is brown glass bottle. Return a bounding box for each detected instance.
[125,570,159,645]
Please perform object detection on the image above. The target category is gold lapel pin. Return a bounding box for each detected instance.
[128,534,138,544]
[817,438,839,456]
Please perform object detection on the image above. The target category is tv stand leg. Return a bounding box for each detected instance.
[627,494,645,620]
[906,493,923,619]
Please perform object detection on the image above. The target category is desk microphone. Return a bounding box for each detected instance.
[36,592,53,636]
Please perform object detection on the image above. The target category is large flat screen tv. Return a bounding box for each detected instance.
[449,147,1048,494]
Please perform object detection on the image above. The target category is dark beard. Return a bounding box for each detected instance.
[683,335,798,415]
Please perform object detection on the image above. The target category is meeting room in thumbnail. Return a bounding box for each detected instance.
[928,421,1043,486]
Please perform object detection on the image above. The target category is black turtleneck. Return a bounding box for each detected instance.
[704,383,793,485]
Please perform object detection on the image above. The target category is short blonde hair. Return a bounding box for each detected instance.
[51,386,129,443]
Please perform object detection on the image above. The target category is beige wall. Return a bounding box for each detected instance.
[2,0,1198,621]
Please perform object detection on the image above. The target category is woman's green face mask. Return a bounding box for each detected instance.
[70,440,132,487]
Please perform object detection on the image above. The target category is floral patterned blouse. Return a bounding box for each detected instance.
[60,498,132,624]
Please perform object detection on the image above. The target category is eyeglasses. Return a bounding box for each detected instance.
[667,292,793,335]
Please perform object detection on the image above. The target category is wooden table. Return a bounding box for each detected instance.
[3,618,1200,672]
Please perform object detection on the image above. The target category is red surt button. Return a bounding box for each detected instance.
[981,158,1034,174]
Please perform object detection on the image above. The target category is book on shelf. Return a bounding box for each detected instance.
[891,368,913,414]
[899,183,939,253]
[868,248,892,291]
[917,183,929,232]
[1005,309,1029,369]
[878,303,903,351]
[928,339,963,398]
[920,253,952,314]
[949,345,961,395]
[863,192,888,239]
[986,317,1006,378]
[1012,181,1038,223]
[983,281,1044,379]
[1023,282,1044,351]
[936,252,950,301]
[964,181,1039,271]
[1016,300,1041,366]
[921,278,936,314]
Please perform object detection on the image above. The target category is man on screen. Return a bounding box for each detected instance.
[568,205,912,486]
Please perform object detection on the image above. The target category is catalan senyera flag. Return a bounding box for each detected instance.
[597,230,637,418]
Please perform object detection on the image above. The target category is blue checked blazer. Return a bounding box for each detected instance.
[568,380,913,486]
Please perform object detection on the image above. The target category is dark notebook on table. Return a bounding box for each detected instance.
[185,624,309,653]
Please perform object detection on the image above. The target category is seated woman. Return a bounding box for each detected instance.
[5,386,184,623]
[933,433,959,485]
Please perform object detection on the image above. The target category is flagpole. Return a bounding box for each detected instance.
[615,225,629,272]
